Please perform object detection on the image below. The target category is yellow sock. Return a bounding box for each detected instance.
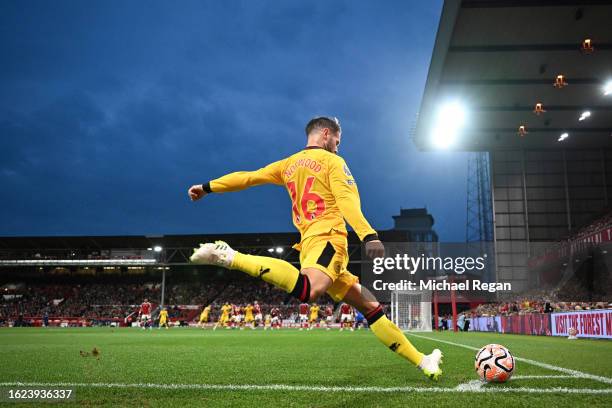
[370,315,424,366]
[231,253,300,293]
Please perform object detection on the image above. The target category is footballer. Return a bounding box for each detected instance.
[244,303,255,329]
[139,298,152,330]
[298,302,309,330]
[308,303,320,330]
[198,305,211,328]
[324,304,334,331]
[189,117,442,380]
[214,302,231,331]
[339,303,353,332]
[253,301,263,327]
[158,307,169,330]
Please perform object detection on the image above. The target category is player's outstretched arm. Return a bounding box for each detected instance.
[188,159,285,200]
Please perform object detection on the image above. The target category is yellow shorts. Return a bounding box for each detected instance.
[159,318,167,325]
[245,316,254,323]
[294,232,358,302]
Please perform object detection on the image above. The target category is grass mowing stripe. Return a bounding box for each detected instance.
[407,333,612,385]
[1,382,611,395]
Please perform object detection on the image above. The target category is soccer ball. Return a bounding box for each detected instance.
[474,344,515,383]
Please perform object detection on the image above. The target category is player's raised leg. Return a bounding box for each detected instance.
[190,241,330,302]
[342,282,443,381]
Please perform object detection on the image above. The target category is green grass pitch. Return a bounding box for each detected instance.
[0,328,610,407]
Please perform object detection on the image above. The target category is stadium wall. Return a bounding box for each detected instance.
[469,309,612,339]
[491,149,612,293]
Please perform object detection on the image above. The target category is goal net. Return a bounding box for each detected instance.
[390,291,432,331]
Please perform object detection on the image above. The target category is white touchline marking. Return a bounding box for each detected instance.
[0,382,611,395]
[455,380,484,391]
[511,375,577,380]
[406,333,612,385]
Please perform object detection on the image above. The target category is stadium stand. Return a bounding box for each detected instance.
[0,273,336,327]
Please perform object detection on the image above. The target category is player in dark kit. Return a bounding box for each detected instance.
[189,117,442,379]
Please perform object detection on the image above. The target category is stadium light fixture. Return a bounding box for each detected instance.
[581,38,594,54]
[558,132,569,142]
[554,74,567,88]
[579,111,591,121]
[431,101,467,149]
[533,103,545,115]
[267,248,275,253]
[604,80,612,96]
[147,247,153,251]
[275,247,284,254]
[153,246,163,252]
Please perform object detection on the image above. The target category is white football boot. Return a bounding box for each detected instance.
[189,241,235,268]
[419,349,443,381]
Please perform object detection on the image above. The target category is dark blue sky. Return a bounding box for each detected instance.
[0,0,468,241]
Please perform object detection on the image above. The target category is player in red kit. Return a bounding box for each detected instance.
[271,307,281,330]
[253,301,263,328]
[139,299,152,330]
[339,303,353,331]
[324,304,334,331]
[299,302,309,330]
[230,304,239,329]
[236,305,245,330]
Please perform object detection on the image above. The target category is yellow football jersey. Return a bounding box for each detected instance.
[221,304,231,316]
[159,310,168,320]
[309,305,320,317]
[209,147,376,241]
[245,305,254,317]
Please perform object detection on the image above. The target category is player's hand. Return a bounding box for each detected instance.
[365,239,385,259]
[188,184,208,201]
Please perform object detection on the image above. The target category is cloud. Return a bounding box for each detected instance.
[0,0,466,239]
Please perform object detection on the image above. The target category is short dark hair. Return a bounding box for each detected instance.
[305,116,341,137]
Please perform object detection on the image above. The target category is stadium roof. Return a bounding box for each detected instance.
[413,0,612,151]
[0,230,411,266]
[0,233,300,251]
[0,231,412,252]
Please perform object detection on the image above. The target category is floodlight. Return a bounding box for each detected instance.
[604,80,612,96]
[579,111,591,121]
[275,247,284,254]
[153,246,163,252]
[431,101,467,148]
